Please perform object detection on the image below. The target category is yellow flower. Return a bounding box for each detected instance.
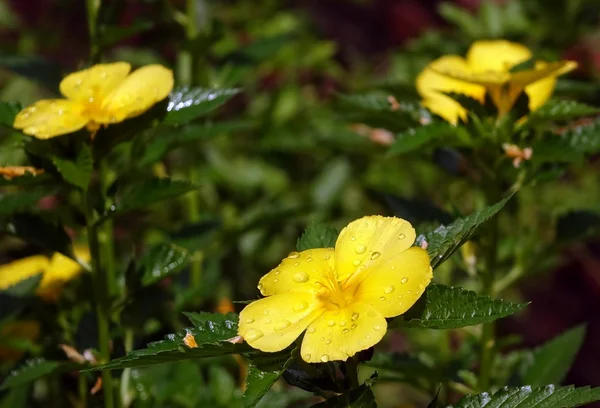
[0,321,40,361]
[416,40,577,123]
[0,166,45,180]
[0,246,90,301]
[238,216,432,363]
[14,62,174,139]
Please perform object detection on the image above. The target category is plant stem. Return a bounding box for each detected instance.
[120,330,134,408]
[99,161,117,297]
[78,373,88,408]
[345,357,360,390]
[86,0,101,63]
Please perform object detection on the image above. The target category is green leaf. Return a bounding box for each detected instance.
[392,284,528,329]
[2,214,73,257]
[92,313,247,370]
[388,123,456,156]
[52,145,93,190]
[296,223,339,251]
[0,275,42,321]
[522,325,586,387]
[2,274,43,297]
[0,54,62,93]
[364,352,437,381]
[528,99,599,124]
[103,177,198,219]
[0,189,54,216]
[311,373,378,408]
[449,385,600,408]
[533,118,600,164]
[0,385,30,408]
[1,359,83,390]
[243,351,293,408]
[418,194,513,269]
[98,20,154,47]
[0,101,22,127]
[139,243,190,286]
[163,87,240,125]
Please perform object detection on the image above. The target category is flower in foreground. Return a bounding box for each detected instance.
[14,62,174,139]
[0,246,90,301]
[238,216,432,363]
[416,40,577,123]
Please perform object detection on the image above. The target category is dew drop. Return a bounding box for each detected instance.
[384,286,395,294]
[275,320,291,331]
[351,236,356,241]
[321,355,330,362]
[370,251,381,260]
[391,265,396,270]
[324,255,331,260]
[351,313,359,321]
[304,353,312,360]
[320,337,325,341]
[401,277,409,284]
[351,324,357,330]
[245,318,255,324]
[352,259,361,267]
[399,233,406,240]
[257,283,263,291]
[327,320,336,327]
[355,244,367,254]
[274,270,280,275]
[293,272,309,283]
[294,262,300,267]
[278,333,283,337]
[379,296,386,301]
[306,257,313,262]
[288,252,300,259]
[325,339,332,345]
[374,325,382,331]
[342,328,350,334]
[307,327,316,334]
[293,302,308,312]
[365,335,372,339]
[359,265,366,271]
[263,309,270,315]
[339,320,347,327]
[244,329,264,342]
[264,319,272,324]
[273,279,279,283]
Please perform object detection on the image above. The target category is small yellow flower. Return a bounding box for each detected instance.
[0,246,90,301]
[0,166,45,180]
[416,40,577,123]
[238,216,432,363]
[14,62,174,139]
[0,321,40,361]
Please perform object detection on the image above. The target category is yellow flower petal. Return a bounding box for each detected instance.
[421,96,465,125]
[59,62,131,102]
[352,247,432,318]
[0,255,49,291]
[238,292,323,352]
[37,248,88,300]
[466,40,532,73]
[258,248,335,296]
[334,216,416,282]
[101,64,174,123]
[300,303,386,363]
[14,99,88,139]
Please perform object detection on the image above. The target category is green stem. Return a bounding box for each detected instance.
[79,373,88,408]
[120,330,134,408]
[345,357,360,390]
[99,161,117,297]
[86,0,101,63]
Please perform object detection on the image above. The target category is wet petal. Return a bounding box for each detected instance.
[353,247,432,318]
[300,303,386,363]
[334,216,416,282]
[14,100,88,139]
[38,248,88,300]
[467,40,532,73]
[59,62,131,102]
[259,248,335,296]
[238,292,324,352]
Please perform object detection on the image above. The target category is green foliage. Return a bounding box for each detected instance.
[296,223,339,251]
[388,123,456,156]
[393,284,528,329]
[527,99,600,125]
[449,385,600,408]
[243,351,294,408]
[0,101,21,127]
[52,145,93,190]
[138,243,190,286]
[311,374,378,407]
[163,87,240,125]
[1,359,83,390]
[418,194,513,269]
[1,214,73,257]
[0,188,54,216]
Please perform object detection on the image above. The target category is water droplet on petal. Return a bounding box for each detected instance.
[391,265,396,270]
[379,296,386,301]
[324,255,331,260]
[351,236,356,241]
[307,327,316,334]
[401,277,409,284]
[274,270,280,275]
[339,320,347,327]
[366,335,372,339]
[244,329,264,342]
[359,265,366,271]
[304,353,311,360]
[399,233,406,240]
[288,252,300,259]
[263,309,270,315]
[351,313,359,321]
[306,257,313,262]
[245,318,255,324]
[293,302,308,312]
[325,339,332,345]
[294,262,300,267]
[273,279,279,283]
[264,319,271,324]
[351,324,357,330]
[257,283,263,290]
[275,320,291,331]
[371,251,381,260]
[320,337,325,341]
[321,354,330,362]
[374,325,382,331]
[355,244,367,254]
[327,320,336,327]
[342,328,350,334]
[384,286,395,294]
[293,272,309,283]
[352,259,361,267]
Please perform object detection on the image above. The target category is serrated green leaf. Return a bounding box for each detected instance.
[2,214,73,257]
[0,101,22,127]
[527,99,599,125]
[0,189,54,216]
[533,118,600,164]
[243,351,293,408]
[1,359,83,390]
[449,385,600,408]
[391,284,528,329]
[163,87,240,125]
[311,373,378,408]
[418,194,512,269]
[296,223,339,251]
[388,123,456,156]
[0,54,62,93]
[139,243,190,286]
[522,325,586,387]
[93,313,248,370]
[52,145,93,190]
[102,177,198,219]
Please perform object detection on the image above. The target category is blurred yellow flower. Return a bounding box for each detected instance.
[238,216,432,363]
[14,62,174,139]
[0,247,90,301]
[0,166,45,180]
[0,321,40,361]
[416,40,577,123]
